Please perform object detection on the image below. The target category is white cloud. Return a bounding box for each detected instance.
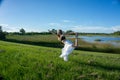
[0,24,8,27]
[71,25,114,33]
[112,25,120,31]
[48,22,64,30]
[48,22,120,33]
[49,23,61,26]
[0,24,49,32]
[62,20,71,23]
[0,24,20,32]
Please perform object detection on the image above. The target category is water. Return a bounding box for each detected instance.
[79,36,120,46]
[69,35,120,47]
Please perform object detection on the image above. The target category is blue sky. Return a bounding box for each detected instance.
[0,0,120,33]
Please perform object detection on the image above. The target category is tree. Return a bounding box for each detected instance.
[113,31,120,35]
[0,26,2,32]
[51,29,57,34]
[0,26,6,40]
[20,28,26,35]
[66,30,74,34]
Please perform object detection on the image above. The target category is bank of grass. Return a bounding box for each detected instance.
[6,35,62,48]
[0,40,120,80]
[72,38,120,53]
[6,34,120,54]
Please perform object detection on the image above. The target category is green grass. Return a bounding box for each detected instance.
[6,35,58,43]
[6,34,120,54]
[0,40,120,80]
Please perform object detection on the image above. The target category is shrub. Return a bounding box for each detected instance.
[0,26,6,40]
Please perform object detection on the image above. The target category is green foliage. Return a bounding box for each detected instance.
[8,32,51,35]
[51,29,57,34]
[0,26,6,40]
[66,30,74,34]
[6,34,120,54]
[20,28,26,35]
[0,41,120,80]
[0,26,2,32]
[6,35,63,48]
[113,31,120,35]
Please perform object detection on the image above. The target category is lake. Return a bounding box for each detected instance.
[70,35,120,47]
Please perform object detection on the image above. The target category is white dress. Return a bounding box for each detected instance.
[60,40,75,61]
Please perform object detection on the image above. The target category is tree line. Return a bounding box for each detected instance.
[0,26,120,40]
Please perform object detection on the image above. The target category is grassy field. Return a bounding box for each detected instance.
[6,34,120,53]
[0,40,120,80]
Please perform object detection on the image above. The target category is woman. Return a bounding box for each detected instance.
[57,29,78,61]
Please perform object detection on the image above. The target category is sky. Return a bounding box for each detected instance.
[0,0,120,33]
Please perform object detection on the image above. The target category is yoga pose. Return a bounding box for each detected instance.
[49,29,78,61]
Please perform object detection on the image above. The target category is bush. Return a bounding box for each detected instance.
[0,26,6,40]
[0,32,6,40]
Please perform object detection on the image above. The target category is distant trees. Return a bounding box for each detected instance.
[0,26,6,40]
[66,30,74,34]
[49,29,75,35]
[51,29,57,34]
[113,31,120,35]
[20,28,26,35]
[2,27,120,36]
[0,26,2,32]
